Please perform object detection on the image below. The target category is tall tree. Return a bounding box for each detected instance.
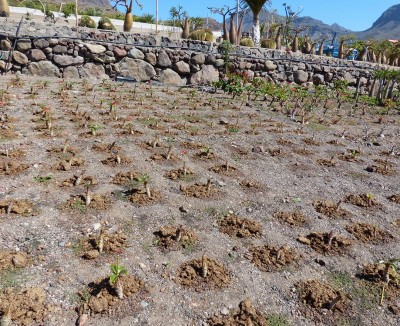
[241,0,270,47]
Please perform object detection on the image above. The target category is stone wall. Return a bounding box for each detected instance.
[0,19,399,87]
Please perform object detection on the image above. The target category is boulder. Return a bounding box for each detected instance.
[159,69,185,86]
[0,61,12,71]
[52,45,68,54]
[343,71,356,85]
[359,76,368,87]
[85,43,106,54]
[265,60,277,71]
[205,54,216,65]
[117,58,156,81]
[0,39,11,51]
[25,61,60,77]
[312,74,324,85]
[79,63,108,79]
[16,40,31,52]
[53,55,84,67]
[33,39,49,49]
[86,52,115,64]
[145,52,156,65]
[12,51,29,65]
[215,59,225,67]
[127,48,144,60]
[293,70,309,84]
[191,53,205,65]
[172,61,190,74]
[28,49,46,61]
[63,66,80,78]
[190,65,219,85]
[113,47,127,58]
[157,51,171,67]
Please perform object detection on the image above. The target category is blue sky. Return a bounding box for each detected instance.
[134,1,400,31]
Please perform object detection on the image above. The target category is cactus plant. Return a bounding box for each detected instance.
[98,17,116,31]
[0,0,10,17]
[79,15,96,28]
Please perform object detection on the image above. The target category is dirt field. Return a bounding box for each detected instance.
[0,75,399,325]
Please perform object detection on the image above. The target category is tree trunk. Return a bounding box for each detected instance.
[236,15,244,46]
[0,0,10,17]
[181,18,190,39]
[292,35,299,52]
[275,26,282,50]
[222,16,229,41]
[318,40,325,56]
[338,42,345,59]
[229,16,237,45]
[124,13,133,32]
[252,13,261,47]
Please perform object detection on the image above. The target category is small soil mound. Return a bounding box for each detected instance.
[209,164,239,176]
[297,280,348,312]
[345,194,381,208]
[101,155,132,166]
[1,149,26,159]
[302,138,321,146]
[80,232,127,259]
[92,143,122,153]
[55,157,84,171]
[337,152,362,163]
[194,150,217,161]
[317,158,337,167]
[273,211,308,227]
[297,232,352,255]
[268,148,286,157]
[112,171,140,185]
[218,214,262,238]
[61,175,97,187]
[312,200,351,219]
[359,263,394,283]
[181,141,204,150]
[61,194,111,211]
[0,287,54,326]
[250,245,297,272]
[180,182,218,199]
[86,275,145,314]
[0,161,29,175]
[345,222,394,244]
[153,225,198,250]
[0,200,35,216]
[127,189,161,206]
[208,299,268,325]
[239,180,264,192]
[165,168,195,181]
[387,194,400,204]
[175,256,231,291]
[365,165,396,175]
[292,147,313,156]
[0,251,30,271]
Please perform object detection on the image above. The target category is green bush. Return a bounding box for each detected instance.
[79,7,102,17]
[62,3,76,19]
[189,28,214,42]
[97,17,116,31]
[79,15,96,28]
[261,38,277,49]
[240,37,254,47]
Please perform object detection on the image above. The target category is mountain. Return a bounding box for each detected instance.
[356,4,400,40]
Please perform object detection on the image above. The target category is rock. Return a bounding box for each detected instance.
[0,39,11,51]
[117,58,156,81]
[93,223,102,231]
[85,43,106,54]
[113,47,127,58]
[244,70,255,80]
[26,61,60,77]
[52,45,68,54]
[215,59,225,67]
[12,51,29,65]
[297,236,311,245]
[179,206,188,213]
[205,54,216,65]
[16,40,31,52]
[293,70,309,84]
[359,76,368,87]
[140,301,149,308]
[343,71,356,85]
[265,60,277,71]
[145,52,156,65]
[157,51,171,67]
[79,63,108,79]
[312,74,324,85]
[159,68,185,86]
[324,72,334,82]
[28,49,46,61]
[190,65,219,85]
[53,55,84,67]
[86,52,115,64]
[0,61,12,71]
[63,66,79,78]
[191,53,205,65]
[12,253,28,267]
[173,61,190,75]
[221,307,229,316]
[33,39,49,49]
[83,250,100,260]
[127,48,145,60]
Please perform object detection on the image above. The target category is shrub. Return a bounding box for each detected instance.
[240,37,254,47]
[62,3,75,19]
[79,15,96,28]
[261,38,277,49]
[98,17,116,31]
[189,29,214,42]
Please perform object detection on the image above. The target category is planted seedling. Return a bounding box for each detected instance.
[138,173,151,198]
[88,123,101,136]
[201,255,208,278]
[381,258,400,305]
[109,258,127,299]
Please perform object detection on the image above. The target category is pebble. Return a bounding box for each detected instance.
[220,307,229,315]
[139,263,147,270]
[140,300,149,308]
[246,208,253,213]
[93,223,102,231]
[58,241,65,247]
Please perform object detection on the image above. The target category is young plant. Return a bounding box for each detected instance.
[201,254,208,278]
[138,173,151,198]
[109,258,127,299]
[381,258,400,305]
[88,123,101,136]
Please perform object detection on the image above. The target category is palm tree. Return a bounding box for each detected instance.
[242,0,270,47]
[0,0,10,17]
